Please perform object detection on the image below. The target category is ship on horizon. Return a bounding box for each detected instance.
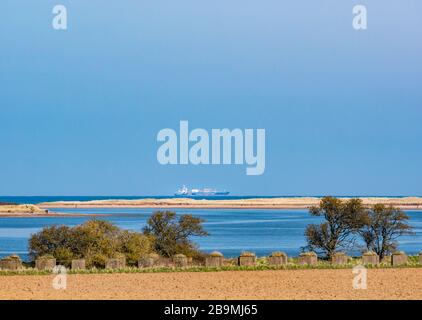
[175,185,230,197]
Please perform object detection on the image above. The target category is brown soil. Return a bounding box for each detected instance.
[1,268,422,300]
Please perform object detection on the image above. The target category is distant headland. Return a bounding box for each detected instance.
[0,203,107,217]
[37,197,422,210]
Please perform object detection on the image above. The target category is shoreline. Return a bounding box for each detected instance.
[0,203,111,218]
[0,213,111,218]
[37,197,422,210]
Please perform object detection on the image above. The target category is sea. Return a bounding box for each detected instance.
[1,196,421,261]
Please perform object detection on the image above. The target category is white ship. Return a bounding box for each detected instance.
[175,185,229,196]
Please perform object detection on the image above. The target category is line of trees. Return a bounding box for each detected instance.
[29,211,208,267]
[305,197,413,260]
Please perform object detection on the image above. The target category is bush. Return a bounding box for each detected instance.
[72,220,121,257]
[118,231,153,266]
[87,253,109,268]
[29,225,73,260]
[29,220,153,268]
[53,247,74,267]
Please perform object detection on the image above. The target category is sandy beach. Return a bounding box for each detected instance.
[38,197,422,210]
[0,204,108,218]
[1,268,422,300]
[0,204,45,215]
[0,213,109,218]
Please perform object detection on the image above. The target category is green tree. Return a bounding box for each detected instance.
[71,220,120,258]
[143,211,209,257]
[118,230,153,265]
[53,247,74,266]
[305,197,367,258]
[29,220,153,268]
[29,226,73,263]
[359,204,413,260]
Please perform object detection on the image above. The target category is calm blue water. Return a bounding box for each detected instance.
[1,207,422,261]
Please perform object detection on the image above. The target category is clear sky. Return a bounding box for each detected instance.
[1,1,421,196]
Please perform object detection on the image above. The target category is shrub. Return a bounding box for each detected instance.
[71,220,121,259]
[113,252,126,259]
[86,253,109,268]
[118,230,152,266]
[53,247,74,267]
[29,225,73,260]
[29,220,153,268]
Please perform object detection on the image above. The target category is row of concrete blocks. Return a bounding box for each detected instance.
[0,254,224,270]
[139,251,419,268]
[0,256,184,271]
[0,251,419,271]
[0,258,111,271]
[120,251,421,268]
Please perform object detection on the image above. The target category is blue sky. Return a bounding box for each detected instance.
[1,1,421,196]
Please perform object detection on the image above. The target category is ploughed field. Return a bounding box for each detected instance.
[1,268,422,300]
